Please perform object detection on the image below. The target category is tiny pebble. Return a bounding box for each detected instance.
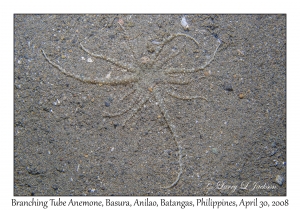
[87,58,93,62]
[105,101,110,107]
[239,93,245,99]
[270,150,277,156]
[275,175,284,186]
[105,71,111,79]
[204,70,211,76]
[88,188,96,193]
[118,18,124,25]
[212,148,218,154]
[181,16,189,31]
[53,99,60,106]
[224,83,233,91]
[152,40,161,45]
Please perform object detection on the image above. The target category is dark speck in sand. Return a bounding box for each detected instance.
[224,83,233,91]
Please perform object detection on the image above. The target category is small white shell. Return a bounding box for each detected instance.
[151,40,161,45]
[105,71,111,79]
[181,16,189,30]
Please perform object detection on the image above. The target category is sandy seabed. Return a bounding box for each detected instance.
[14,14,286,196]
